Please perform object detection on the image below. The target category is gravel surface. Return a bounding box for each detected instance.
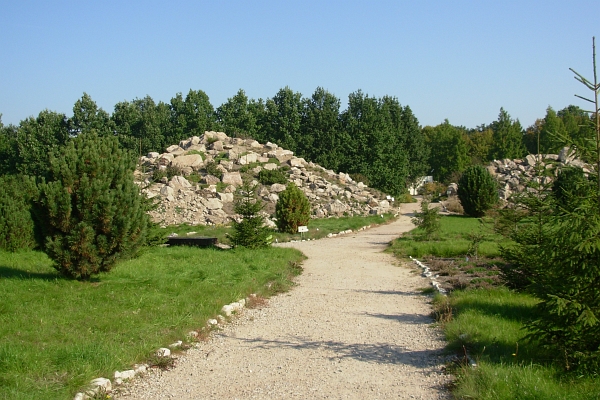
[117,205,451,399]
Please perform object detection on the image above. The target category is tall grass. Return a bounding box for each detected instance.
[0,246,304,400]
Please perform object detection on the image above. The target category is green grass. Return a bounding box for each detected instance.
[441,288,600,399]
[271,213,397,242]
[159,223,233,243]
[161,214,397,245]
[394,215,600,398]
[0,246,304,400]
[389,215,511,258]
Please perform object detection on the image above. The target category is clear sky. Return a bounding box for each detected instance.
[1,0,598,129]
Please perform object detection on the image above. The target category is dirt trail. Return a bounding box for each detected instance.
[118,205,450,399]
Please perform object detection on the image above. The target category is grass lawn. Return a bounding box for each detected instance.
[0,246,304,400]
[163,213,397,244]
[392,215,600,399]
[439,288,600,399]
[389,215,511,258]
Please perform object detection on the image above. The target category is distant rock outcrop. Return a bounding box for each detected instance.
[136,132,394,227]
[485,148,591,201]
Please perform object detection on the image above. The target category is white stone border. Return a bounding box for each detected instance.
[73,294,256,399]
[409,256,447,295]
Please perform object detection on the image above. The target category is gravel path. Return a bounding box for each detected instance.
[117,207,450,399]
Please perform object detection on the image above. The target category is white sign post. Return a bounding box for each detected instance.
[298,225,308,239]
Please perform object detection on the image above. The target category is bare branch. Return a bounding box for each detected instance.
[574,94,596,104]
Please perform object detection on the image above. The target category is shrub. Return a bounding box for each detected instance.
[35,133,150,280]
[457,166,498,217]
[229,181,272,248]
[411,199,441,240]
[204,161,222,178]
[396,193,417,203]
[0,174,38,251]
[258,168,288,185]
[275,183,311,234]
[419,181,447,198]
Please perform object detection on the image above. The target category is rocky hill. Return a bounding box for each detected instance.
[136,131,395,227]
[485,147,591,201]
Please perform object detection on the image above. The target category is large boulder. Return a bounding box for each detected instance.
[222,172,243,186]
[238,152,259,165]
[270,183,287,193]
[168,176,192,189]
[171,154,204,170]
[200,197,223,210]
[326,200,347,215]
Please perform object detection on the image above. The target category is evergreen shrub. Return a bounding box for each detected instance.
[204,161,221,178]
[258,168,288,185]
[275,183,311,234]
[36,133,150,279]
[457,166,498,217]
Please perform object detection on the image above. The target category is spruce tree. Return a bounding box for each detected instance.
[36,133,149,280]
[523,38,600,372]
[229,180,272,248]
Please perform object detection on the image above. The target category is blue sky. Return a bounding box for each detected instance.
[1,0,598,129]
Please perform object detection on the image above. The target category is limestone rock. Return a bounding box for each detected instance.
[222,172,243,186]
[169,175,192,189]
[114,370,135,380]
[156,348,171,357]
[200,197,223,210]
[203,175,221,185]
[221,304,234,316]
[171,154,204,170]
[90,377,112,393]
[238,152,259,165]
[270,183,287,193]
[217,192,234,203]
[166,144,182,153]
[160,186,174,197]
[289,157,307,167]
[326,200,347,215]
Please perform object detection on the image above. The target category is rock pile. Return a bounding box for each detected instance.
[485,147,591,201]
[137,131,394,227]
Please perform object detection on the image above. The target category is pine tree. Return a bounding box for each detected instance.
[36,133,149,280]
[275,183,311,234]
